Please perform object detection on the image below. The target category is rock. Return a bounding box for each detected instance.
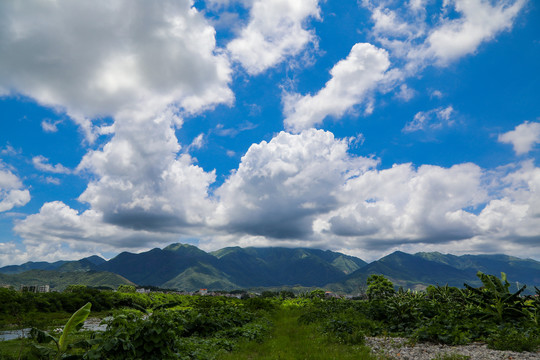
[365,337,540,360]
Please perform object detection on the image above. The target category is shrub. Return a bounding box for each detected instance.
[487,326,540,352]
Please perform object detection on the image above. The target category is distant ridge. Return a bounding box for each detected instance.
[1,244,540,293]
[0,269,133,291]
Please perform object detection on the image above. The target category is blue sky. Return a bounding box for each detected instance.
[0,0,539,265]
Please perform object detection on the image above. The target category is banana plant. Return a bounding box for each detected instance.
[30,302,92,359]
[464,272,526,323]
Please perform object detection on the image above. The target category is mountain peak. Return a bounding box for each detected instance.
[164,243,202,253]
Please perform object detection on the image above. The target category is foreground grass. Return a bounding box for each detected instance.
[219,307,380,360]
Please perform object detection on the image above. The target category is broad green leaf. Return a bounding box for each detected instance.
[58,302,92,353]
[30,327,58,345]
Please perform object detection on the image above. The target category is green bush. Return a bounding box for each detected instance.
[321,318,365,345]
[487,326,540,352]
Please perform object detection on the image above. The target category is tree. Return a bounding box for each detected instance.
[117,285,136,293]
[366,274,395,300]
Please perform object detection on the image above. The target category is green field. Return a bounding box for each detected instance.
[0,272,539,359]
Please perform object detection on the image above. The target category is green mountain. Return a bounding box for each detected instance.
[94,244,368,290]
[415,252,540,288]
[0,269,134,291]
[0,256,106,275]
[330,251,477,293]
[161,262,239,291]
[3,244,540,293]
[97,244,218,286]
[0,260,68,274]
[212,247,364,287]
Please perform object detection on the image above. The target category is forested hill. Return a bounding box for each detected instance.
[1,244,540,292]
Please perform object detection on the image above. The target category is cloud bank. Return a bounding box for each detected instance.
[0,0,536,266]
[0,0,233,140]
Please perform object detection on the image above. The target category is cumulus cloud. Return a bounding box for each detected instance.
[283,43,390,132]
[14,201,179,250]
[315,160,540,259]
[76,109,217,233]
[403,106,455,132]
[0,162,31,212]
[227,0,321,74]
[354,0,526,121]
[208,132,540,258]
[0,0,233,140]
[32,155,71,174]
[12,125,540,261]
[5,0,233,254]
[16,107,217,250]
[362,0,526,71]
[212,129,378,239]
[322,163,486,245]
[498,121,540,155]
[420,0,527,66]
[476,160,540,245]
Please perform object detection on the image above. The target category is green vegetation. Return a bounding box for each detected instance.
[219,307,376,360]
[366,274,395,300]
[29,302,92,359]
[1,272,540,359]
[0,269,133,291]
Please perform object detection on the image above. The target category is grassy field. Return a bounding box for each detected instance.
[219,307,379,360]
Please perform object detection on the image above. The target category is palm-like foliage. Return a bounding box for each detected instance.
[464,272,527,323]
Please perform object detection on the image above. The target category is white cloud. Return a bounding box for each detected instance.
[0,162,31,213]
[395,84,416,101]
[362,0,526,74]
[421,0,527,65]
[323,163,487,246]
[186,134,206,152]
[32,155,71,174]
[430,90,444,99]
[76,109,216,233]
[227,0,321,74]
[14,201,179,250]
[4,0,233,254]
[283,43,390,132]
[498,121,540,155]
[204,131,540,260]
[0,240,110,267]
[403,106,454,132]
[0,242,27,267]
[11,125,540,262]
[0,189,30,213]
[0,145,20,157]
[15,108,219,251]
[353,0,526,125]
[41,119,62,133]
[477,160,540,244]
[44,177,61,186]
[0,0,233,141]
[212,129,378,239]
[370,5,425,40]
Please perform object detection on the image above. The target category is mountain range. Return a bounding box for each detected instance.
[1,243,540,293]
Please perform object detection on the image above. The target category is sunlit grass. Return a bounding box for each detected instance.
[219,307,381,360]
